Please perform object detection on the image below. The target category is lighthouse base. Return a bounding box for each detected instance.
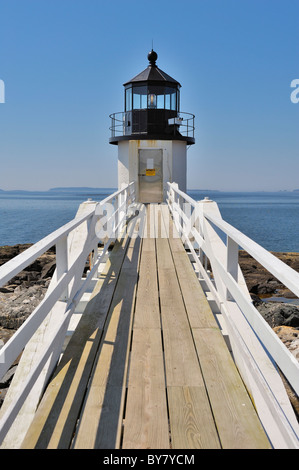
[117,139,187,203]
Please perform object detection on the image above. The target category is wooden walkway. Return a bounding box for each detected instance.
[20,204,271,449]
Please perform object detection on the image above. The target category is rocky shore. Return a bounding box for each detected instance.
[0,245,299,416]
[0,244,56,406]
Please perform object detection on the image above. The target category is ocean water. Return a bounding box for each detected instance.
[189,190,299,253]
[0,188,299,253]
[0,188,116,247]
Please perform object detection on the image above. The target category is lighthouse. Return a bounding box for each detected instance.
[109,50,195,203]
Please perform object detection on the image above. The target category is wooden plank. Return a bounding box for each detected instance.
[160,205,270,448]
[192,327,271,449]
[165,213,219,329]
[167,386,220,449]
[155,208,221,448]
[20,202,271,450]
[143,203,156,243]
[121,205,169,448]
[72,235,142,449]
[154,203,169,240]
[171,251,219,329]
[133,238,160,329]
[122,328,169,449]
[156,210,204,383]
[156,240,203,387]
[20,232,132,449]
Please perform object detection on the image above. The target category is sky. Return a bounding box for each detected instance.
[0,0,298,192]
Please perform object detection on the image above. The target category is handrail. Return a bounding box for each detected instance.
[204,211,299,298]
[0,182,135,375]
[109,110,195,139]
[167,182,299,392]
[0,210,94,288]
[0,182,136,444]
[167,181,299,448]
[0,182,135,289]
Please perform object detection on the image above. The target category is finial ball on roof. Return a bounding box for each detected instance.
[148,49,158,66]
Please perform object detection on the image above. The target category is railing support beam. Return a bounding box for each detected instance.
[55,236,69,301]
[0,182,136,448]
[226,236,239,300]
[166,181,299,448]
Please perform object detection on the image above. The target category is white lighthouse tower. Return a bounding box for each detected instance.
[109,50,195,203]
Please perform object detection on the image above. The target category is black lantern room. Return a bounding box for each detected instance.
[109,50,195,145]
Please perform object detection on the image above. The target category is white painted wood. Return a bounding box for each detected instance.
[0,210,93,288]
[221,301,299,449]
[118,140,187,202]
[0,183,135,290]
[205,211,299,299]
[1,180,298,448]
[0,201,98,448]
[0,183,136,448]
[166,182,299,448]
[226,236,239,300]
[168,182,299,390]
[56,236,69,301]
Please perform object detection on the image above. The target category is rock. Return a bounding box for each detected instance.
[0,244,32,265]
[274,326,299,362]
[0,329,19,409]
[0,286,14,294]
[0,365,18,389]
[239,250,299,298]
[255,301,299,329]
[40,260,56,279]
[0,244,57,408]
[0,284,48,329]
[272,325,299,419]
[0,245,56,331]
[0,388,8,407]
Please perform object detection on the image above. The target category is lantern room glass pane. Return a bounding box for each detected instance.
[157,94,164,108]
[133,86,147,109]
[165,87,177,111]
[125,88,132,111]
[165,94,170,109]
[170,92,176,110]
[133,93,140,109]
[129,84,179,111]
[141,94,147,109]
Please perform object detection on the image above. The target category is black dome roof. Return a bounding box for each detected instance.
[123,50,181,87]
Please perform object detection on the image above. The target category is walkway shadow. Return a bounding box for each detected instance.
[22,208,145,449]
[82,234,142,448]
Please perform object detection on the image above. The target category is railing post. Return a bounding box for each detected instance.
[118,183,127,237]
[226,235,239,300]
[171,183,180,235]
[114,195,119,238]
[186,202,192,239]
[178,194,187,241]
[55,236,69,301]
[194,202,204,265]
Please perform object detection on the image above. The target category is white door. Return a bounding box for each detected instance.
[138,149,163,203]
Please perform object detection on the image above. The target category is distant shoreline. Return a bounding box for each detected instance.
[1,187,299,193]
[0,187,118,193]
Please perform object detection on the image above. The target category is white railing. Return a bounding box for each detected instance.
[1,179,299,448]
[0,182,135,443]
[167,182,299,449]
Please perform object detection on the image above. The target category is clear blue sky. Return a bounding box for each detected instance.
[0,0,298,191]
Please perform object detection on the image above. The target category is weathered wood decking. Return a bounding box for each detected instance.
[20,204,271,449]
